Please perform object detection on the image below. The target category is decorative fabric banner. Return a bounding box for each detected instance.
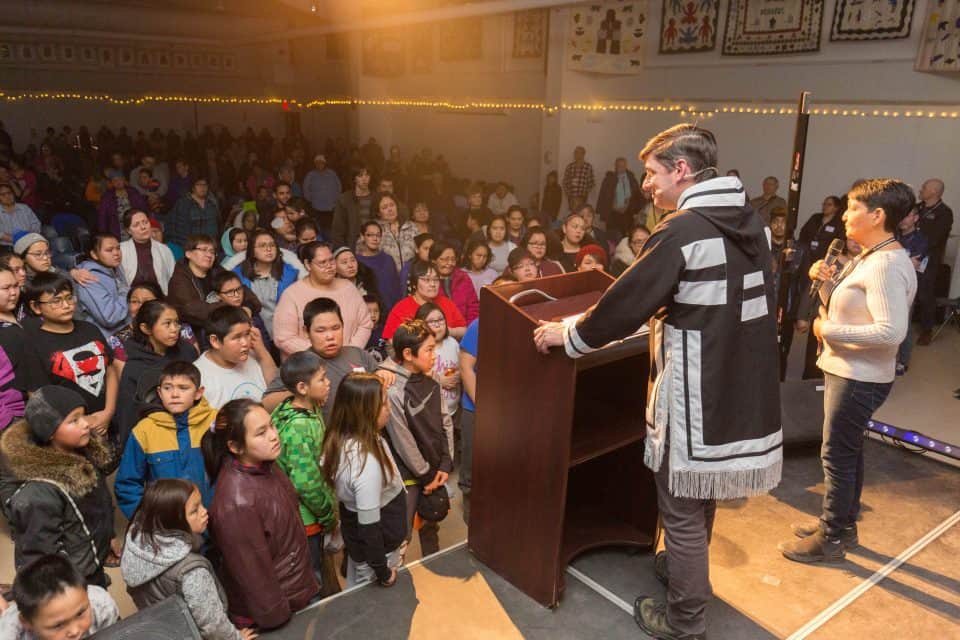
[660,0,720,53]
[722,0,824,55]
[514,9,548,58]
[915,0,960,71]
[567,1,648,73]
[362,29,406,77]
[409,24,434,74]
[437,18,483,61]
[830,0,915,40]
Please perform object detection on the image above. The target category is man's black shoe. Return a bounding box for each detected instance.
[633,597,706,640]
[791,521,858,549]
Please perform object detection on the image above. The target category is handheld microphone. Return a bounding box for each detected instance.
[809,238,845,299]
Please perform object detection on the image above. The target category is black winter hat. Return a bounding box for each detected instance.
[24,386,87,443]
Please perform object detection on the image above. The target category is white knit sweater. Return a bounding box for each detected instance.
[818,248,917,383]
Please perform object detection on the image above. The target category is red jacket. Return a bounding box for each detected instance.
[442,268,479,324]
[208,460,318,629]
[383,294,466,340]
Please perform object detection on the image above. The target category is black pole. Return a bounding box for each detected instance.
[785,91,811,238]
[776,91,811,380]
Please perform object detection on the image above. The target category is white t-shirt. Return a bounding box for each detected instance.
[194,351,267,408]
[433,335,461,415]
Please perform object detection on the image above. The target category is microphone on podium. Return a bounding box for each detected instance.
[808,238,845,300]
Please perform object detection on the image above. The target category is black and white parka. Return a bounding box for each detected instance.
[563,177,783,500]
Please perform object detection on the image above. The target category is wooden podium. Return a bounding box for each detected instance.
[468,270,659,608]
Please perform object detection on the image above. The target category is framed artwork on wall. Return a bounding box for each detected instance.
[80,46,97,65]
[831,0,915,40]
[514,8,548,58]
[567,0,648,74]
[660,0,720,53]
[39,43,57,62]
[98,46,115,67]
[723,0,824,55]
[118,47,134,66]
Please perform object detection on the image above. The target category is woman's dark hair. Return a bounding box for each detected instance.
[0,252,24,272]
[349,164,369,187]
[127,281,163,302]
[87,232,119,264]
[823,195,843,211]
[133,299,178,348]
[322,373,394,487]
[242,229,283,281]
[356,260,382,301]
[127,478,197,554]
[298,240,333,265]
[201,398,260,479]
[240,210,258,232]
[372,192,401,221]
[184,234,216,253]
[360,220,381,238]
[11,555,86,622]
[415,301,448,340]
[427,240,456,264]
[848,179,916,233]
[486,214,508,242]
[294,217,319,239]
[414,233,434,249]
[461,238,492,270]
[406,260,438,296]
[228,227,247,248]
[523,228,548,249]
[122,208,150,230]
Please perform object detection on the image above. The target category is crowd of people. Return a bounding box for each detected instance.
[0,119,953,639]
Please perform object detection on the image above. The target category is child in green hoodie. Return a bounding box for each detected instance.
[271,350,338,593]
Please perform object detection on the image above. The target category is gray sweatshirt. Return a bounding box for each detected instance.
[121,530,241,640]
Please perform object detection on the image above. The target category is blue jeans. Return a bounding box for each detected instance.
[820,373,892,537]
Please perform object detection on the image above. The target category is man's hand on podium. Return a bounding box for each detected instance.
[533,320,566,354]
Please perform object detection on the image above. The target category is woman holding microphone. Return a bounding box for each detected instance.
[780,179,917,564]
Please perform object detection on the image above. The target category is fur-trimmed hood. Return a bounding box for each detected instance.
[0,420,114,497]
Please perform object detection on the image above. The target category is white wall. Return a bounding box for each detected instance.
[351,14,547,201]
[543,0,960,226]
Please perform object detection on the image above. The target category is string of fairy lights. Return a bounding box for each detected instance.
[1,91,958,119]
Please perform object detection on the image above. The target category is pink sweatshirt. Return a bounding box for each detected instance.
[273,278,373,356]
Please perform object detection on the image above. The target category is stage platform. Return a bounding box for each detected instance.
[264,440,959,639]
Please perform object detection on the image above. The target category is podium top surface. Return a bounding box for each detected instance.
[482,270,615,325]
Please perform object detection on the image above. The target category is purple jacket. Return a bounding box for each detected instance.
[442,268,479,323]
[97,188,147,237]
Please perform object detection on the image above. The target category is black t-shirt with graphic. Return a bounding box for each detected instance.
[24,320,115,413]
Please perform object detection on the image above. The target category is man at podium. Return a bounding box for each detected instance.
[534,124,782,640]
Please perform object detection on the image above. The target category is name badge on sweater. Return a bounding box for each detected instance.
[824,225,834,233]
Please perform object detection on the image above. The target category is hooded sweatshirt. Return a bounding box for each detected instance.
[380,359,454,485]
[115,398,218,518]
[562,176,782,500]
[75,258,131,338]
[272,397,337,531]
[114,337,200,456]
[121,530,241,640]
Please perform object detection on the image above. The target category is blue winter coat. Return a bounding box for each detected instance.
[75,259,131,338]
